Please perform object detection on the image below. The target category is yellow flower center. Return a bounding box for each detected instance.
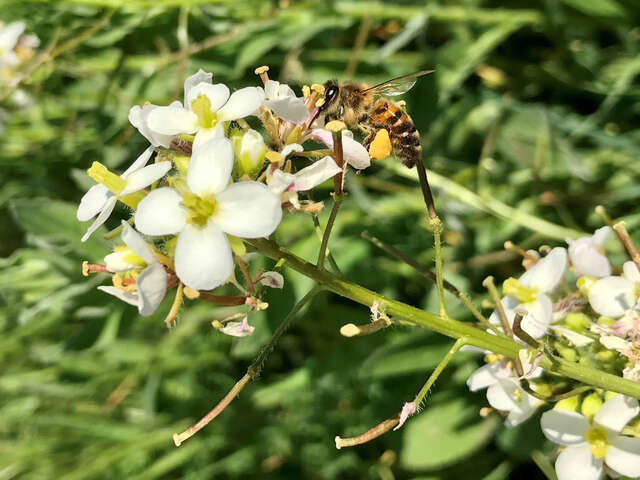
[512,388,523,403]
[586,426,609,459]
[114,245,147,268]
[191,94,218,129]
[503,277,538,303]
[181,191,218,228]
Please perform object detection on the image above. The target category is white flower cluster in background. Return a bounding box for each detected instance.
[467,226,640,479]
[77,69,370,333]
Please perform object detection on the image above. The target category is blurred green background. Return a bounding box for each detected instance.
[1,0,639,478]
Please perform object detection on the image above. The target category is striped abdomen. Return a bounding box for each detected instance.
[368,99,421,167]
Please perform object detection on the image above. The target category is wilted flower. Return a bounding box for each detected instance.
[134,137,281,290]
[541,395,640,480]
[77,147,171,242]
[220,316,255,337]
[99,221,167,316]
[145,70,264,149]
[567,226,611,278]
[393,402,417,431]
[588,261,640,318]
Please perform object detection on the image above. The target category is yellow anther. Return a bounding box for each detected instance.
[254,65,269,75]
[82,261,90,277]
[265,151,283,164]
[87,162,127,194]
[302,85,311,98]
[311,83,325,94]
[502,277,538,303]
[183,287,200,299]
[315,97,325,108]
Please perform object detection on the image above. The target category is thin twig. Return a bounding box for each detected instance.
[335,417,400,449]
[344,15,373,77]
[235,255,256,296]
[413,337,467,406]
[613,221,640,270]
[313,215,342,275]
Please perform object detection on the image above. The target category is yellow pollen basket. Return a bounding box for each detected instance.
[181,192,218,228]
[369,129,392,160]
[191,94,218,129]
[586,426,609,459]
[503,277,538,303]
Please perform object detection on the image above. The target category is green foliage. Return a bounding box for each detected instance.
[1,0,639,478]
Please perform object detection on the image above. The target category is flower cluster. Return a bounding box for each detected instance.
[467,226,640,479]
[78,68,370,331]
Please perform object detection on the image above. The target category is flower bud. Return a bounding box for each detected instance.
[555,395,579,412]
[231,129,267,178]
[565,312,590,330]
[581,393,603,421]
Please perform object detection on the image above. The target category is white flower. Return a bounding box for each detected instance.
[231,129,266,176]
[568,226,611,278]
[220,316,255,337]
[467,360,542,427]
[76,147,171,242]
[145,70,264,150]
[134,137,282,291]
[0,21,25,68]
[98,221,167,316]
[589,262,640,318]
[490,247,568,339]
[310,128,371,170]
[263,79,309,124]
[541,395,640,480]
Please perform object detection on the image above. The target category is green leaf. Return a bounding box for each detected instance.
[560,0,625,17]
[400,393,500,470]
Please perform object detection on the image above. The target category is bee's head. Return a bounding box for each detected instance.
[319,80,340,115]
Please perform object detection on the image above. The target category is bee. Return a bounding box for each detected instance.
[317,70,433,168]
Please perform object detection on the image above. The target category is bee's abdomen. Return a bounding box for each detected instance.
[370,100,421,167]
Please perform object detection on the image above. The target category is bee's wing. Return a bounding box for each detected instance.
[360,69,434,97]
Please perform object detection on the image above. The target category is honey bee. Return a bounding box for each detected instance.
[317,70,433,168]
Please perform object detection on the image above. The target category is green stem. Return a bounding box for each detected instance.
[313,215,342,275]
[430,216,448,319]
[414,337,467,406]
[316,195,343,270]
[248,238,640,400]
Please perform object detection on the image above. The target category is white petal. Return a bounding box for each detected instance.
[174,222,233,291]
[550,326,594,347]
[184,69,213,105]
[310,129,370,170]
[606,435,640,477]
[215,182,282,238]
[466,362,511,392]
[592,226,611,245]
[569,236,611,278]
[541,409,589,445]
[146,106,198,136]
[519,247,567,293]
[129,105,176,148]
[192,123,225,151]
[81,196,117,242]
[623,262,640,283]
[488,295,518,327]
[588,276,635,318]
[136,263,167,316]
[120,161,171,196]
[594,395,639,432]
[135,188,186,236]
[77,184,110,221]
[264,97,309,124]
[122,146,155,177]
[281,143,304,159]
[217,87,265,121]
[120,221,156,265]
[556,445,602,480]
[290,156,341,191]
[186,82,230,113]
[486,379,539,426]
[600,335,631,351]
[104,249,138,272]
[98,286,139,307]
[0,22,24,51]
[187,137,233,196]
[269,170,296,196]
[520,294,553,339]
